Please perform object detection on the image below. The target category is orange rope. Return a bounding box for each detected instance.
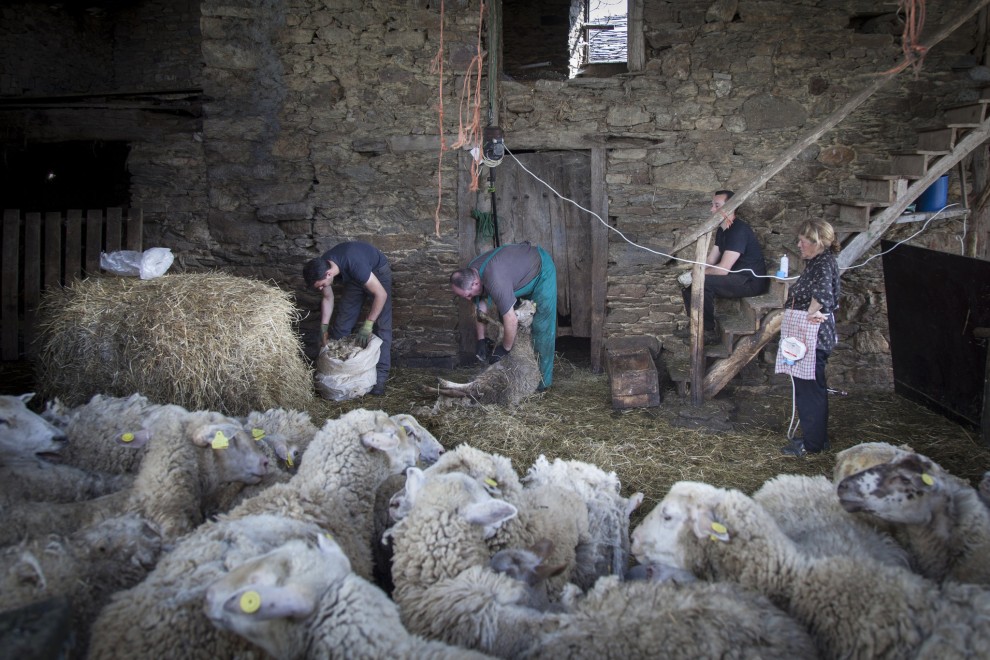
[433,1,487,236]
[879,0,927,76]
[431,0,447,237]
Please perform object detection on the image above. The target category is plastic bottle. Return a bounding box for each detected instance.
[776,255,789,279]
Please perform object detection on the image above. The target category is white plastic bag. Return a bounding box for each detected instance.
[100,248,174,280]
[139,248,174,279]
[314,335,382,401]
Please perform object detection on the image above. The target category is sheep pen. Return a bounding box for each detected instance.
[32,273,313,416]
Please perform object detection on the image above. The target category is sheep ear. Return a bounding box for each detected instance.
[361,429,400,452]
[115,428,152,448]
[191,423,240,448]
[690,503,730,543]
[404,467,426,504]
[626,492,645,516]
[462,500,517,527]
[18,392,36,404]
[222,585,316,621]
[316,534,352,575]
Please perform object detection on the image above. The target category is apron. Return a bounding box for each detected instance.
[476,246,557,388]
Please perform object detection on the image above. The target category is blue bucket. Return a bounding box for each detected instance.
[916,174,949,212]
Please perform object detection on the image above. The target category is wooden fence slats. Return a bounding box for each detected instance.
[105,207,122,253]
[23,213,41,350]
[2,210,20,360]
[85,209,103,276]
[44,212,62,289]
[0,208,142,361]
[65,210,82,284]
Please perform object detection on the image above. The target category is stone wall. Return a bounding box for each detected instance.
[2,0,985,390]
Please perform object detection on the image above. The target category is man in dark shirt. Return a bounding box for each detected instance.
[681,190,768,343]
[449,242,557,391]
[303,241,391,396]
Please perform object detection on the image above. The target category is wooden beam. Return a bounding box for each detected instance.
[670,0,990,257]
[627,0,645,73]
[689,233,711,406]
[703,310,783,398]
[590,147,608,372]
[838,118,990,269]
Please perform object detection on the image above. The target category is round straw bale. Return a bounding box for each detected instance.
[33,273,313,416]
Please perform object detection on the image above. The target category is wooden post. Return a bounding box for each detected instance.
[1,210,20,360]
[977,327,990,446]
[590,147,608,372]
[689,232,711,406]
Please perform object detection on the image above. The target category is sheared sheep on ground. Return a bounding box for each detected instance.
[87,409,424,660]
[203,535,493,659]
[631,480,990,659]
[0,513,163,656]
[837,451,990,585]
[426,300,541,409]
[752,473,910,569]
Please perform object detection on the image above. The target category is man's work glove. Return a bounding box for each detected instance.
[356,319,375,348]
[475,338,492,363]
[490,344,510,364]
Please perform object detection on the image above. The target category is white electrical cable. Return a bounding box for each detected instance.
[787,374,801,441]
[505,146,962,275]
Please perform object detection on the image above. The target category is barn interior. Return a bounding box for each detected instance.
[2,0,990,656]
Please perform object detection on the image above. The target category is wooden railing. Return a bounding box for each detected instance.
[1,208,143,361]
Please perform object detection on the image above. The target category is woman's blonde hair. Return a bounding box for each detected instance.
[797,219,841,254]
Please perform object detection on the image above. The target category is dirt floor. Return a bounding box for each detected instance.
[5,352,987,525]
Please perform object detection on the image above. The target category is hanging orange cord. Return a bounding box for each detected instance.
[901,0,927,75]
[431,0,448,237]
[433,1,487,237]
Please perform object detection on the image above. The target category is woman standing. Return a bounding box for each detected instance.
[780,219,841,457]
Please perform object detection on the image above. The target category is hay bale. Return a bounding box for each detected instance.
[33,273,313,416]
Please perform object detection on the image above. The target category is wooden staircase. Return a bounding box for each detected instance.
[669,99,990,400]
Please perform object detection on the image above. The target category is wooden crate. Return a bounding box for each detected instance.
[606,345,661,409]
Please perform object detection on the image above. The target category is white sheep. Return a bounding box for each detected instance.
[203,535,493,659]
[522,455,644,587]
[980,471,990,510]
[0,392,67,459]
[56,393,169,474]
[631,480,990,659]
[0,513,162,654]
[837,450,990,585]
[391,469,818,659]
[752,473,910,569]
[87,409,423,660]
[2,405,270,545]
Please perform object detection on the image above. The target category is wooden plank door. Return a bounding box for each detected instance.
[489,151,593,338]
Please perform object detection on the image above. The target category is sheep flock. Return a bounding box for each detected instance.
[2,391,990,659]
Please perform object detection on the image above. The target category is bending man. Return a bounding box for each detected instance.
[303,241,392,396]
[450,242,557,391]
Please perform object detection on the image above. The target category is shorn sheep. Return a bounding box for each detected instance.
[390,468,818,659]
[837,450,990,585]
[86,409,425,660]
[203,535,493,659]
[631,481,990,659]
[427,299,541,408]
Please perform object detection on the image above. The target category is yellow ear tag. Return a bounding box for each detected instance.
[921,473,935,486]
[120,432,135,443]
[286,455,294,468]
[711,522,728,535]
[484,477,498,487]
[240,590,261,614]
[211,431,229,450]
[324,533,334,542]
[251,428,265,441]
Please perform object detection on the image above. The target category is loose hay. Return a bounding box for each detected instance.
[33,273,314,416]
[307,356,990,527]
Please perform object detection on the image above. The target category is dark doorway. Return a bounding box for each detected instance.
[1,141,130,212]
[881,240,990,429]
